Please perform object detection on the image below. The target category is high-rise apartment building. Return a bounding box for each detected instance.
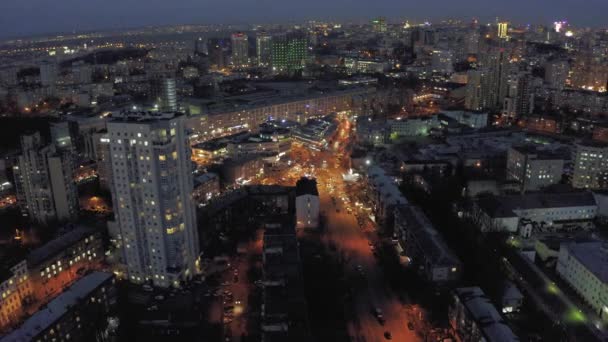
[544,60,569,89]
[256,32,272,67]
[39,61,58,87]
[572,141,608,189]
[480,48,511,110]
[271,32,308,74]
[13,132,79,224]
[107,111,199,288]
[231,32,249,67]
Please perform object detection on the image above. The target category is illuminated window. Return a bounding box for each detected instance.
[158,155,166,161]
[166,227,177,235]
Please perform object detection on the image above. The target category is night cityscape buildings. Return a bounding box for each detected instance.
[1,10,608,342]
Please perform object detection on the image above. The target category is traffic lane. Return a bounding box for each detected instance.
[323,199,419,341]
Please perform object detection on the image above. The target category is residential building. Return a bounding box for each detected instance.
[27,226,103,302]
[572,141,608,190]
[0,260,32,331]
[556,242,608,320]
[389,116,440,137]
[231,32,249,67]
[506,146,564,192]
[395,206,461,283]
[449,287,519,342]
[107,111,199,288]
[365,166,408,228]
[0,272,116,342]
[295,177,319,229]
[193,172,221,203]
[13,132,78,224]
[151,77,178,112]
[256,32,273,67]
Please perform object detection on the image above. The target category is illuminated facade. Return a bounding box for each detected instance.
[572,141,608,189]
[0,260,32,331]
[231,32,249,67]
[256,32,272,67]
[107,112,199,288]
[271,32,308,74]
[497,22,509,39]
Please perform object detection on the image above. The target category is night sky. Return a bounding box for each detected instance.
[1,0,606,39]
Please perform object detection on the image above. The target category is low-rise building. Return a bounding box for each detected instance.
[395,206,461,283]
[474,192,597,234]
[219,155,266,188]
[449,287,519,342]
[1,272,116,342]
[556,242,608,320]
[440,110,488,129]
[506,146,565,192]
[389,115,440,138]
[365,166,408,229]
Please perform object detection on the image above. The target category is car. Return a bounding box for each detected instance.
[384,331,392,340]
[407,322,414,330]
[374,308,383,320]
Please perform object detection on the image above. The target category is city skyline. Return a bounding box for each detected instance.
[1,0,608,39]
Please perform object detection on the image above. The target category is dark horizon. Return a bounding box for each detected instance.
[1,0,607,40]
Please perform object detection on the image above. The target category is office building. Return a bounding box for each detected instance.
[449,287,519,342]
[295,177,319,229]
[13,132,79,224]
[231,32,249,67]
[208,38,228,69]
[151,77,178,112]
[556,242,608,319]
[1,272,116,342]
[506,146,564,192]
[497,22,509,39]
[256,32,273,67]
[572,141,608,189]
[371,17,387,33]
[271,32,308,74]
[107,111,199,288]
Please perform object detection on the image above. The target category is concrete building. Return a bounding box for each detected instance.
[193,172,221,204]
[474,192,597,233]
[395,206,461,283]
[219,155,265,188]
[556,242,608,320]
[440,110,488,129]
[271,32,308,74]
[1,272,116,342]
[389,116,440,137]
[231,32,249,67]
[151,77,178,112]
[0,260,32,331]
[256,32,273,67]
[506,146,564,192]
[572,141,608,190]
[449,287,519,342]
[365,166,408,229]
[107,111,199,288]
[27,226,103,303]
[13,132,78,224]
[295,177,319,229]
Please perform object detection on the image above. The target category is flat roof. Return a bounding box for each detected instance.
[454,287,519,342]
[27,226,98,267]
[2,272,113,342]
[563,241,608,284]
[479,192,597,218]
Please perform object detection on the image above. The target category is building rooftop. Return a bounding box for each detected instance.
[479,192,597,218]
[397,206,460,267]
[367,166,408,206]
[454,287,519,342]
[2,272,113,342]
[562,241,608,284]
[109,110,183,123]
[27,225,98,267]
[295,177,318,197]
